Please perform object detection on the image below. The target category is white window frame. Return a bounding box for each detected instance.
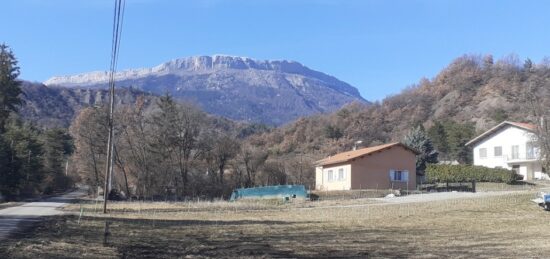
[511,145,519,160]
[479,148,487,159]
[494,146,502,157]
[390,170,409,182]
[338,168,345,181]
[526,142,536,159]
[327,170,334,182]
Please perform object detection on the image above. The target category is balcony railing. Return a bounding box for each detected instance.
[505,154,539,162]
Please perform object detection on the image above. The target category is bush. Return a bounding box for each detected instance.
[425,164,520,184]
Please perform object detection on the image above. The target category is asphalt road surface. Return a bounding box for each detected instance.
[0,189,86,240]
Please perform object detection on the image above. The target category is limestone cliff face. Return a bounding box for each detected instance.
[45,55,366,125]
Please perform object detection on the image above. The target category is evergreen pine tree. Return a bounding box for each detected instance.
[4,118,44,196]
[41,128,74,194]
[0,44,23,133]
[0,135,22,199]
[445,122,475,164]
[403,126,439,173]
[0,44,24,199]
[427,121,449,159]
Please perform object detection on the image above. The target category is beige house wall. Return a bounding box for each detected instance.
[315,167,323,190]
[315,164,352,191]
[350,146,416,190]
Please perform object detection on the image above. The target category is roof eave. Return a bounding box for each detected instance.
[316,142,420,167]
[317,158,353,167]
[465,121,536,147]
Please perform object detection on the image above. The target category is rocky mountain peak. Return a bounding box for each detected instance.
[153,55,312,72]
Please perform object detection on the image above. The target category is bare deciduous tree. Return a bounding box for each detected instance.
[524,68,550,170]
[240,144,267,187]
[70,107,108,193]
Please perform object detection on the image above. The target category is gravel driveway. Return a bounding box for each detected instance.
[300,188,543,211]
[371,190,525,204]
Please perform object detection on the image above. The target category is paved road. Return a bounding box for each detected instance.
[0,189,87,240]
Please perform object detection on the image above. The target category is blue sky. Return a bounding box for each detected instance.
[2,0,550,100]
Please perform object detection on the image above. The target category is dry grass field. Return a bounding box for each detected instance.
[1,189,550,258]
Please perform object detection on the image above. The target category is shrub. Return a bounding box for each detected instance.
[425,164,520,184]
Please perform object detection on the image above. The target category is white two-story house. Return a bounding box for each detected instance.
[466,121,548,181]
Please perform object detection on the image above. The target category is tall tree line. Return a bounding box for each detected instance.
[0,44,74,200]
[70,94,313,200]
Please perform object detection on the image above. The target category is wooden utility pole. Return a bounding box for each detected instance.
[103,0,125,214]
[102,78,115,214]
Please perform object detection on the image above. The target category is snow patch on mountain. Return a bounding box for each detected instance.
[45,55,345,88]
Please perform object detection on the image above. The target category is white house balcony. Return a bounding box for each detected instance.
[505,154,539,163]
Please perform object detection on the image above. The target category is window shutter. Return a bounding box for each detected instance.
[389,170,395,181]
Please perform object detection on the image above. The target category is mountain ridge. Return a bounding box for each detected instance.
[43,55,366,125]
[45,55,363,99]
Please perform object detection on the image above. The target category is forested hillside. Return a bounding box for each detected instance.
[247,54,549,164]
[19,82,157,128]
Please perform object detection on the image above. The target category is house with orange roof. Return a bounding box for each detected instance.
[466,121,548,180]
[315,142,419,191]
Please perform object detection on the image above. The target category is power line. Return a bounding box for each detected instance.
[103,0,126,214]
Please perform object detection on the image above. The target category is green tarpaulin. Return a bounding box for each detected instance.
[230,185,308,201]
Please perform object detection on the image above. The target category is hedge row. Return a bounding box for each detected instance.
[425,164,521,184]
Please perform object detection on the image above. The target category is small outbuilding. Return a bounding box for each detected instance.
[315,142,418,191]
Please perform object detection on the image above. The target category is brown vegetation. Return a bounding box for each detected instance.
[69,94,314,200]
[1,191,550,258]
[248,54,550,162]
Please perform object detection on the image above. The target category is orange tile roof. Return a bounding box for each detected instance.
[465,121,537,146]
[315,142,419,166]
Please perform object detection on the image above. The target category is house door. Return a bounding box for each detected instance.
[527,171,534,181]
[526,165,534,181]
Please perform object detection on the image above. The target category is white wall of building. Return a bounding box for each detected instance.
[472,126,545,180]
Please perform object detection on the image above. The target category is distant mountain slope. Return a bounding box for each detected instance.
[44,55,367,125]
[19,82,156,128]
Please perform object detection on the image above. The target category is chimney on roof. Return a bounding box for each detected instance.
[353,140,363,151]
